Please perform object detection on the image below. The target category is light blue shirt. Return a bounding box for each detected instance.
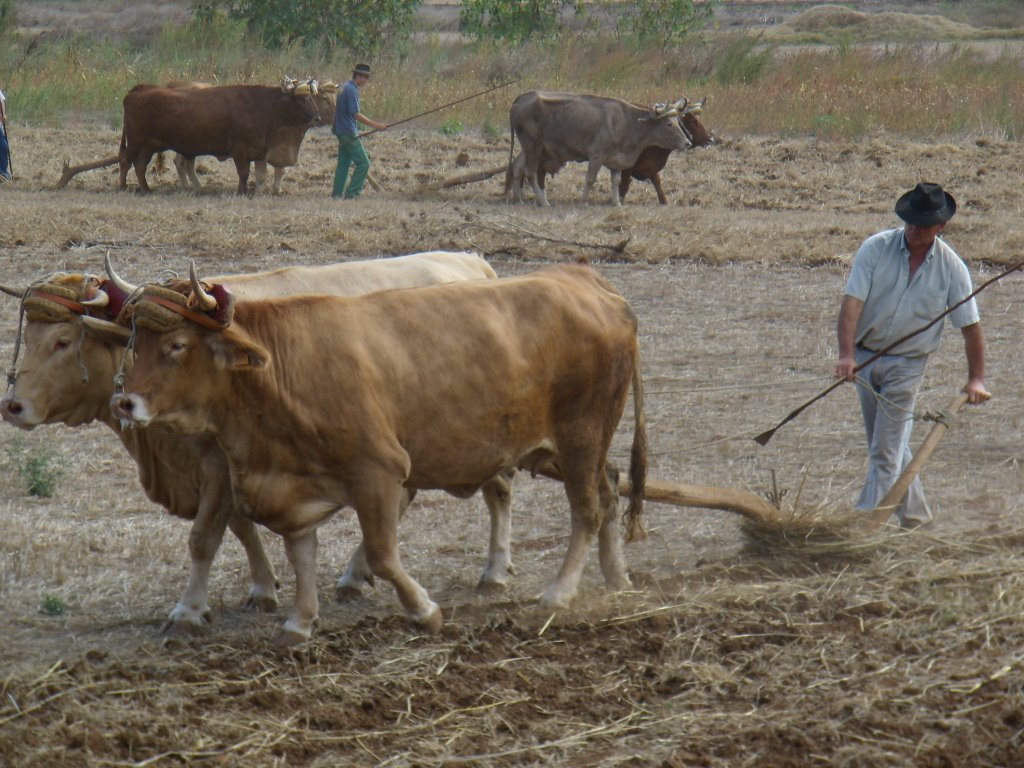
[844,227,979,358]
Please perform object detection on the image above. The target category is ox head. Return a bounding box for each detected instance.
[639,100,691,152]
[672,97,716,148]
[110,262,268,434]
[281,77,338,125]
[0,264,135,429]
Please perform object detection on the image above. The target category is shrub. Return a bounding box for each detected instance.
[715,33,774,86]
[440,117,464,135]
[460,0,581,44]
[40,594,67,616]
[5,436,65,498]
[618,0,716,51]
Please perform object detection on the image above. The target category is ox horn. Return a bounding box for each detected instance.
[80,290,110,309]
[189,260,218,312]
[81,315,132,342]
[281,77,298,93]
[320,81,339,93]
[0,283,26,298]
[105,252,139,295]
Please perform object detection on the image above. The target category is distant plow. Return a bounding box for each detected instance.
[56,155,118,188]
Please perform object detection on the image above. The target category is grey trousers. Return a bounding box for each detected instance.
[854,347,931,525]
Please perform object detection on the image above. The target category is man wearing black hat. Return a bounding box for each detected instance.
[834,182,990,529]
[332,63,387,199]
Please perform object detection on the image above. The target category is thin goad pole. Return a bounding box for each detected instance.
[863,391,969,532]
[358,78,522,139]
[754,257,1024,446]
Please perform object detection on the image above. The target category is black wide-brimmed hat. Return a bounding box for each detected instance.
[352,63,372,77]
[895,182,956,226]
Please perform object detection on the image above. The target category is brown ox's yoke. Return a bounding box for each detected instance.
[116,263,648,645]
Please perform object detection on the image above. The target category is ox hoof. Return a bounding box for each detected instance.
[244,593,280,613]
[272,629,310,648]
[475,579,508,596]
[161,618,211,638]
[335,585,368,604]
[419,607,444,636]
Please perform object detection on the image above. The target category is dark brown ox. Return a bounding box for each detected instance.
[170,79,339,194]
[118,80,328,194]
[508,98,715,205]
[110,264,648,646]
[507,90,692,206]
[1,252,512,636]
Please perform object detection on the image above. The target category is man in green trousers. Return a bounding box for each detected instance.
[332,63,388,199]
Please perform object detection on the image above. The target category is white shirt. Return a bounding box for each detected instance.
[844,227,979,357]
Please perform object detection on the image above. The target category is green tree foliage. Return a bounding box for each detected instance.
[619,0,716,50]
[460,0,581,44]
[191,0,422,55]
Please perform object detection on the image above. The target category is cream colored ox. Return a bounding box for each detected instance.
[1,251,513,637]
[111,263,647,646]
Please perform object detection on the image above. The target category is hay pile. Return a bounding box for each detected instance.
[780,4,984,39]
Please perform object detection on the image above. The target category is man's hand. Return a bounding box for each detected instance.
[962,377,991,405]
[834,356,857,381]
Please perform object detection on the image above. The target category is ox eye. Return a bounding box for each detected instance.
[54,339,72,352]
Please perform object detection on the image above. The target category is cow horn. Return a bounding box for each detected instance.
[321,81,339,93]
[0,283,26,298]
[81,315,132,342]
[105,252,139,295]
[189,260,218,312]
[80,290,110,308]
[281,77,298,93]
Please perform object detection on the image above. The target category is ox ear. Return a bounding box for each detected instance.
[207,329,271,372]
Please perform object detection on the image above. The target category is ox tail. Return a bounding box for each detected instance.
[622,350,648,543]
[504,119,516,194]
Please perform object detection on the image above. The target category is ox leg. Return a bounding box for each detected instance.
[540,463,603,610]
[118,157,130,191]
[618,173,633,204]
[609,169,623,206]
[253,161,269,194]
[651,173,668,205]
[134,155,152,193]
[529,169,551,207]
[173,154,190,189]
[581,161,602,204]
[162,499,230,636]
[597,465,631,592]
[276,529,319,646]
[354,477,443,634]
[233,157,251,195]
[335,487,416,602]
[272,166,286,195]
[227,512,280,612]
[477,469,515,593]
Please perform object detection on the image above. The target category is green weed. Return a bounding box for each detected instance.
[5,436,65,498]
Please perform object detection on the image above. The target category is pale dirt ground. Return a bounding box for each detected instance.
[2,3,1024,766]
[1,120,1023,764]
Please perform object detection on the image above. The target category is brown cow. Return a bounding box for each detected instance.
[110,264,647,646]
[118,79,332,194]
[508,98,715,205]
[507,90,692,206]
[1,252,513,636]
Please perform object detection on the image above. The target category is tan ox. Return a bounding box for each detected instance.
[110,264,648,646]
[1,252,513,636]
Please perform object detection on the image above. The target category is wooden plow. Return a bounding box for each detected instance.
[542,390,973,540]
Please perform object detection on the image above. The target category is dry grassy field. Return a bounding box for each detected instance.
[3,5,1024,768]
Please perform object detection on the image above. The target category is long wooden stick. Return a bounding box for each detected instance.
[755,257,1024,446]
[359,78,521,139]
[864,392,969,531]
